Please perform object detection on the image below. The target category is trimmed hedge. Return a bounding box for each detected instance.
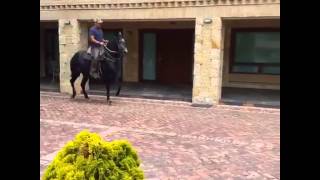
[42,130,144,180]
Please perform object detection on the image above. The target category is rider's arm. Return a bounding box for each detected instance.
[90,35,104,45]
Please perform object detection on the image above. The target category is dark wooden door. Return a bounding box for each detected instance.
[156,29,194,85]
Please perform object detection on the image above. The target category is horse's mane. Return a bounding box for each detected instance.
[104,36,120,59]
[106,36,119,52]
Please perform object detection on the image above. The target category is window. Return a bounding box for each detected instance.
[230,28,280,75]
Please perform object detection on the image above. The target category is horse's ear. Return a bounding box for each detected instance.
[118,32,122,38]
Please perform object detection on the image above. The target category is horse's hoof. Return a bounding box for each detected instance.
[107,100,112,105]
[84,96,89,99]
[71,95,76,99]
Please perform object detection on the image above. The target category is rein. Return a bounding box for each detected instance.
[104,45,119,54]
[99,38,125,63]
[100,45,122,63]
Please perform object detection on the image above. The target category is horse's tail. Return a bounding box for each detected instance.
[70,52,79,67]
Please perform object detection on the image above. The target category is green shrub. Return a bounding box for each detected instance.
[42,130,144,180]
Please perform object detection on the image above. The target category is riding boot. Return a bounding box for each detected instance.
[96,61,101,78]
[90,59,99,79]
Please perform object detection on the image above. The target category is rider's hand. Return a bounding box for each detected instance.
[99,42,104,46]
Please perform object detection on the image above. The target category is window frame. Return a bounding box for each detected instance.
[229,28,280,75]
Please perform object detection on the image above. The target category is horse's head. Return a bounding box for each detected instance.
[117,32,128,55]
[103,32,128,59]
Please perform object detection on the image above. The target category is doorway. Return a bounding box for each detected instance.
[139,29,194,85]
[40,21,59,92]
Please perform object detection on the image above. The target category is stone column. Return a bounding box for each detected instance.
[192,17,224,106]
[79,22,90,91]
[123,28,139,82]
[58,19,88,94]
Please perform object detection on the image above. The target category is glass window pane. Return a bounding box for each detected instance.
[143,33,156,80]
[262,66,280,75]
[235,33,255,63]
[232,65,259,73]
[234,31,280,64]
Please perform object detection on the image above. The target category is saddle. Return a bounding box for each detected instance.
[81,51,103,78]
[82,52,93,61]
[83,51,117,63]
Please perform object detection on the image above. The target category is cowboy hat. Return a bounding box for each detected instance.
[93,18,103,23]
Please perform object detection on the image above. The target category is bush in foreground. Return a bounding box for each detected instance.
[42,130,144,180]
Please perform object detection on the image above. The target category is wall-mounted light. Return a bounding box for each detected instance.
[203,18,212,24]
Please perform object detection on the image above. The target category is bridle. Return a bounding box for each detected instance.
[101,41,123,63]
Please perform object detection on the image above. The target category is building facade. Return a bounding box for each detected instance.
[40,0,280,106]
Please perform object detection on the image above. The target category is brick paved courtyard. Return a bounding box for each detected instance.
[40,92,280,179]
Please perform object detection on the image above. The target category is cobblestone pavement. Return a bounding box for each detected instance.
[40,92,280,179]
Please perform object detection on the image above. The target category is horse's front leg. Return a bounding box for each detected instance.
[115,62,122,96]
[116,84,121,96]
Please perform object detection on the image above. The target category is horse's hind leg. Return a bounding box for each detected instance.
[81,74,89,99]
[70,73,80,98]
[116,85,121,96]
[106,82,111,105]
[115,78,121,96]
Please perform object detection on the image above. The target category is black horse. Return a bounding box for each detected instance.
[69,32,128,104]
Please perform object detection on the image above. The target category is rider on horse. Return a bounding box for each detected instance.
[87,18,108,79]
